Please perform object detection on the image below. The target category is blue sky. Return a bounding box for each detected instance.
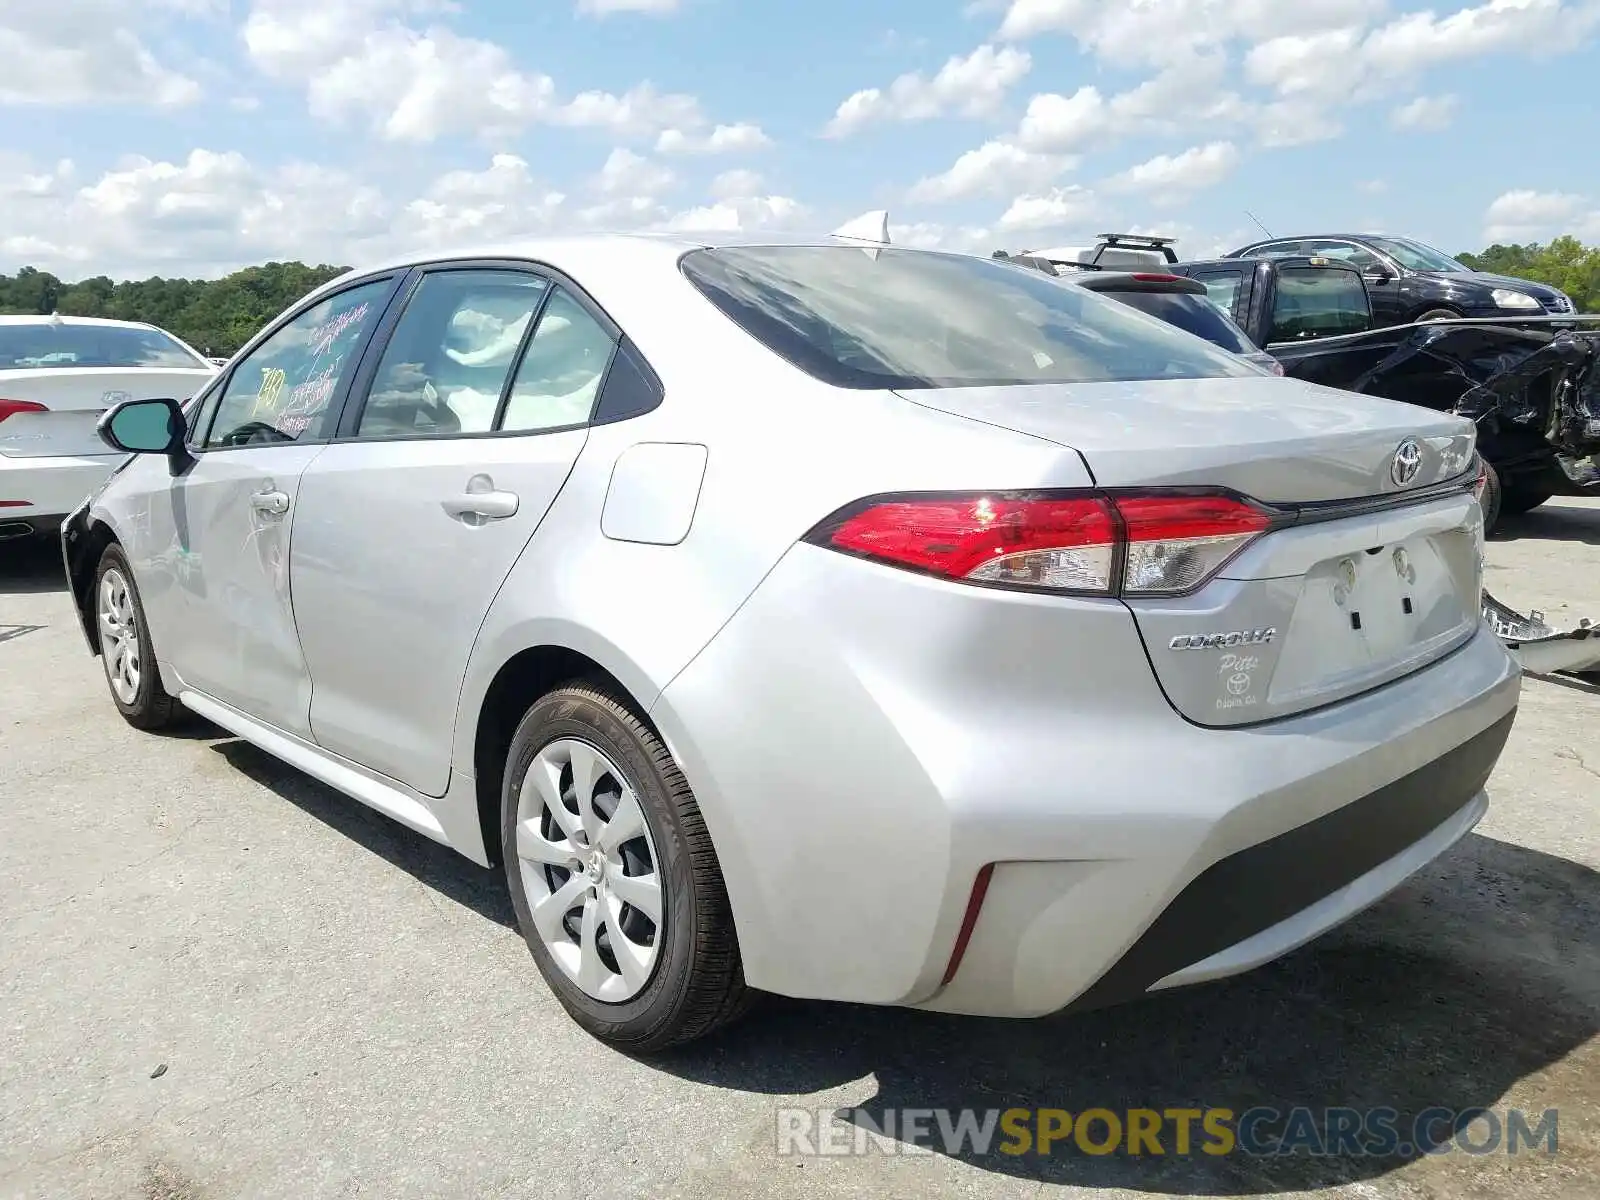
[2,0,1599,279]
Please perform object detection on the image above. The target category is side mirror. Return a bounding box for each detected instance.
[1362,262,1395,283]
[97,397,195,475]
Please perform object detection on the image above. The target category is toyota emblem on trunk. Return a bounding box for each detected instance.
[1390,438,1424,487]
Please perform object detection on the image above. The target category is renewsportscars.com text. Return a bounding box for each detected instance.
[775,1105,1559,1159]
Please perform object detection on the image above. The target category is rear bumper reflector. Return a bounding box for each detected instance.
[942,863,995,985]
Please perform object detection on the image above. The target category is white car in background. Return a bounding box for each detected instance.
[0,314,217,544]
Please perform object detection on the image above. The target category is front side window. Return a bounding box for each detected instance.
[1268,267,1371,342]
[1306,240,1379,270]
[680,246,1257,390]
[0,323,206,370]
[205,279,391,448]
[356,270,551,439]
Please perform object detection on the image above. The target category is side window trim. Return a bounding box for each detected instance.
[190,272,407,454]
[489,280,560,432]
[330,266,426,440]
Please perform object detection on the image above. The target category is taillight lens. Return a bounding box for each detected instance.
[819,496,1118,593]
[1117,494,1272,594]
[808,491,1273,597]
[0,399,48,424]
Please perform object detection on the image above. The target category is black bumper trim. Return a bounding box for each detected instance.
[1066,709,1516,1012]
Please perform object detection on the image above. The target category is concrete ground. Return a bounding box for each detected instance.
[1,499,1596,1200]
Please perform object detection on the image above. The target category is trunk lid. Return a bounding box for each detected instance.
[0,367,215,459]
[896,376,1485,725]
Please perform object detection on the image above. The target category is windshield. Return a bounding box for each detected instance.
[1365,238,1469,273]
[1094,289,1257,355]
[0,323,206,370]
[680,246,1258,390]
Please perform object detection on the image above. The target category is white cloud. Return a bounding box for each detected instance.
[1015,86,1109,152]
[0,1,201,107]
[396,154,567,247]
[824,43,1031,136]
[664,195,805,233]
[593,148,676,197]
[997,185,1097,232]
[1106,141,1241,197]
[1390,93,1460,130]
[997,0,1386,65]
[0,148,391,276]
[709,169,764,200]
[555,82,704,137]
[243,3,721,144]
[577,0,680,14]
[1482,189,1600,243]
[1358,178,1389,194]
[655,123,772,155]
[908,141,1073,203]
[243,2,557,141]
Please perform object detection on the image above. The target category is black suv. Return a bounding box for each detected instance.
[1222,234,1575,327]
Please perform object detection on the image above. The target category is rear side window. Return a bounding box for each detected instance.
[1268,267,1371,342]
[1097,290,1256,355]
[0,323,205,370]
[680,246,1257,390]
[1191,271,1244,316]
[356,270,551,438]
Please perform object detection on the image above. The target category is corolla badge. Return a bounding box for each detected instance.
[1390,437,1424,487]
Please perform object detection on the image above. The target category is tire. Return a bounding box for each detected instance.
[1498,483,1555,517]
[501,684,751,1052]
[1478,459,1503,533]
[1415,308,1462,323]
[93,544,180,730]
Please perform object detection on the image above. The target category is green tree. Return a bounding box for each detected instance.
[0,261,350,356]
[1458,237,1600,312]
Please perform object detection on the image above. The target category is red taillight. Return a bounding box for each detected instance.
[818,495,1119,593]
[0,399,48,424]
[808,491,1274,597]
[1472,457,1488,502]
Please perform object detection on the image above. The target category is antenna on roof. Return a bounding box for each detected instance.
[1245,209,1273,239]
[831,210,891,246]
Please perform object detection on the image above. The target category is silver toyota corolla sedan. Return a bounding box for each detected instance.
[61,232,1520,1051]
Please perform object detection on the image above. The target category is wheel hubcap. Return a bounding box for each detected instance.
[514,738,663,1002]
[98,569,141,705]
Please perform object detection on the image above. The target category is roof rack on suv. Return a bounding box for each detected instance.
[1093,233,1179,264]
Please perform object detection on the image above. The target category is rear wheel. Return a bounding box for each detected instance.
[94,545,180,730]
[501,684,750,1051]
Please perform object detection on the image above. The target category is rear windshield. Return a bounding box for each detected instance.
[0,323,205,370]
[680,246,1258,390]
[1094,290,1256,355]
[1268,267,1371,341]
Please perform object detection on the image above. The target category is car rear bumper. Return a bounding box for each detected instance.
[651,543,1522,1016]
[0,452,121,525]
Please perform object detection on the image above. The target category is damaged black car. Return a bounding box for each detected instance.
[998,237,1600,532]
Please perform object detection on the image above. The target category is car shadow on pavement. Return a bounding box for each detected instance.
[1493,502,1600,545]
[208,739,515,929]
[651,833,1598,1194]
[0,539,68,595]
